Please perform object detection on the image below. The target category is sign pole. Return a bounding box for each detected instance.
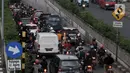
[116,28,119,62]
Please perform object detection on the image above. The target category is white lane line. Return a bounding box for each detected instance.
[0,57,2,59]
[0,72,3,73]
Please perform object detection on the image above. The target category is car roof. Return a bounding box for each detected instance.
[56,54,78,60]
[26,24,37,26]
[37,32,57,37]
[63,27,77,30]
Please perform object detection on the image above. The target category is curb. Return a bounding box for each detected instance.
[113,62,130,73]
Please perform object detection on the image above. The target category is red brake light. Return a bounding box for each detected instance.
[30,22,33,24]
[87,66,92,69]
[38,44,40,49]
[108,66,112,69]
[18,22,22,25]
[58,67,62,72]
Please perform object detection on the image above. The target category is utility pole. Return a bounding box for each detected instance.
[116,28,119,62]
[1,0,4,52]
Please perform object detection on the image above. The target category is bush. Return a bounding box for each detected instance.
[4,0,19,43]
[56,0,130,53]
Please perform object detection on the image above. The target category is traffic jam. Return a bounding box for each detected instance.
[9,2,114,73]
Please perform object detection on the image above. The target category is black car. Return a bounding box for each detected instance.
[62,27,81,44]
[49,54,81,73]
[12,8,21,16]
[19,18,32,26]
[46,15,63,32]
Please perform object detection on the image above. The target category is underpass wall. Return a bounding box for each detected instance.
[22,0,130,71]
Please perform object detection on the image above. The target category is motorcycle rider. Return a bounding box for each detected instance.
[104,53,114,72]
[91,38,97,49]
[32,59,42,73]
[76,42,84,52]
[97,44,106,58]
[62,40,72,54]
[40,56,48,70]
[84,52,93,72]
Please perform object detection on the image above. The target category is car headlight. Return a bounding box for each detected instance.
[77,33,80,36]
[82,4,86,7]
[105,4,109,6]
[50,27,53,30]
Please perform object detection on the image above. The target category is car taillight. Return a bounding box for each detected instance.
[30,22,33,24]
[58,68,62,72]
[108,66,112,69]
[37,29,40,32]
[38,44,40,49]
[18,22,22,25]
[44,69,47,72]
[87,66,92,69]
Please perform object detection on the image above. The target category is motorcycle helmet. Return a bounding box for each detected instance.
[92,37,96,41]
[42,56,46,60]
[35,59,40,64]
[107,53,112,57]
[90,45,94,49]
[100,44,104,49]
[79,42,82,46]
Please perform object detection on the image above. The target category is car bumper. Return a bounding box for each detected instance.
[105,5,115,9]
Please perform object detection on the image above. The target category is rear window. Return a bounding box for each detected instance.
[21,19,30,24]
[64,29,79,34]
[26,26,37,29]
[61,60,79,67]
[48,17,60,22]
[40,37,58,44]
[35,12,43,17]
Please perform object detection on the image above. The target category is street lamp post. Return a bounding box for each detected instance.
[116,28,119,62]
[1,0,4,51]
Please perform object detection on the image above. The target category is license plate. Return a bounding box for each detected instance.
[45,48,53,51]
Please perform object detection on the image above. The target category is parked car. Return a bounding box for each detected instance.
[99,0,116,10]
[77,0,89,7]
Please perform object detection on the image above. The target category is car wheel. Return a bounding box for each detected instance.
[104,6,107,10]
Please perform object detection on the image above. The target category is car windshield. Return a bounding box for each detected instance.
[21,19,30,24]
[61,60,79,67]
[35,12,43,17]
[65,29,79,34]
[106,0,115,2]
[26,26,37,29]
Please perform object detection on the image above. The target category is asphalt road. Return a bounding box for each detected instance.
[23,0,122,73]
[87,3,130,39]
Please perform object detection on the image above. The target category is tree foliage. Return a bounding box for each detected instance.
[56,0,130,53]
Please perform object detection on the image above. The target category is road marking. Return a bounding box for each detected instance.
[0,72,3,73]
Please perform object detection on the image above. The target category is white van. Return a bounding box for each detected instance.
[35,32,59,54]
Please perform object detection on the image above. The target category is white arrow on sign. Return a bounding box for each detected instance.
[8,46,20,55]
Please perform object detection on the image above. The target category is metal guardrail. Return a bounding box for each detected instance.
[47,0,130,70]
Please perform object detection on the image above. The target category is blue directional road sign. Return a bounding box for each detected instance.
[6,42,23,58]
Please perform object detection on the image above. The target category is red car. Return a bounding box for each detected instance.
[99,0,116,10]
[31,10,43,24]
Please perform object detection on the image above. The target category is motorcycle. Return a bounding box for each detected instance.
[92,56,97,69]
[106,65,114,73]
[85,65,93,73]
